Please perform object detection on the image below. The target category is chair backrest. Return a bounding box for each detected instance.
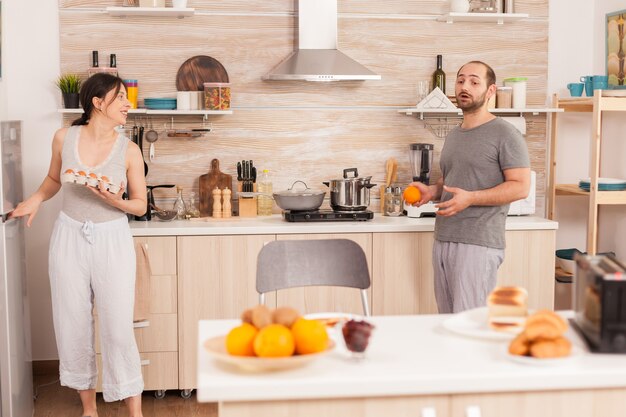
[256,239,371,315]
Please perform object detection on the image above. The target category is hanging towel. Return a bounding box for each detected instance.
[133,242,152,322]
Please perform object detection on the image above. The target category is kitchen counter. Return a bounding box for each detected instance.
[130,214,557,236]
[196,314,626,417]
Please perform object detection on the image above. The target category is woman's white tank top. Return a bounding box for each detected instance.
[61,125,129,223]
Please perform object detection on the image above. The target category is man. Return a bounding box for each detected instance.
[410,61,530,314]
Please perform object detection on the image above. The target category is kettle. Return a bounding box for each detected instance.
[134,184,175,221]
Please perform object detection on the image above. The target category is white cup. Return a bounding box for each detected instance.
[172,0,188,8]
[177,92,191,110]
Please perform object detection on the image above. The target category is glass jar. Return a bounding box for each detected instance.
[383,186,395,216]
[471,0,498,12]
[203,82,231,110]
[496,86,513,108]
[186,191,200,218]
[391,187,404,217]
[124,79,138,109]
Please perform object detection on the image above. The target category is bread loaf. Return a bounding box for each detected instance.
[487,286,528,333]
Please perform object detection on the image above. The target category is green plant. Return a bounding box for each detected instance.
[55,74,82,94]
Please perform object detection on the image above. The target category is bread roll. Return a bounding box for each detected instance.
[529,337,572,358]
[487,286,528,332]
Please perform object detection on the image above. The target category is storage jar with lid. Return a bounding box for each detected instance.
[203,82,231,110]
[503,77,527,108]
[496,86,512,108]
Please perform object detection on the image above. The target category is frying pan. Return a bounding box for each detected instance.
[272,181,325,211]
[176,55,229,91]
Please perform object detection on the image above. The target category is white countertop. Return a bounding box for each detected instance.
[130,214,557,236]
[196,314,626,403]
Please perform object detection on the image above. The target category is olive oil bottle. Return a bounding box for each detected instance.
[432,55,446,94]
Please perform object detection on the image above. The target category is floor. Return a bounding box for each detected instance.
[33,374,217,417]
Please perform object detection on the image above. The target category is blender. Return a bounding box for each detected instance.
[405,143,438,217]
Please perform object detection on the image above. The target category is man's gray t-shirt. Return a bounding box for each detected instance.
[435,118,530,249]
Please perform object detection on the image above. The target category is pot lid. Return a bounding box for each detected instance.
[330,168,372,182]
[273,180,325,197]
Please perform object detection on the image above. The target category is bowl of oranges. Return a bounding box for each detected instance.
[204,305,335,372]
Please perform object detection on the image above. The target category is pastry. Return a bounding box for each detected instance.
[487,286,528,332]
[508,332,530,356]
[529,336,572,358]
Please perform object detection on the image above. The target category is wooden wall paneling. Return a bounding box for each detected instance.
[58,1,549,212]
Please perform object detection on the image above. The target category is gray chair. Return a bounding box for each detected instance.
[256,239,371,316]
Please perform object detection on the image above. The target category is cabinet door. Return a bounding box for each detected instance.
[177,234,275,389]
[498,230,556,310]
[220,395,449,417]
[372,232,437,315]
[275,233,372,315]
[451,389,626,417]
[96,352,178,392]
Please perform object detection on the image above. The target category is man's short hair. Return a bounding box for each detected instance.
[457,61,496,87]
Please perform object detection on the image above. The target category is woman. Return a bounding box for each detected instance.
[11,73,147,417]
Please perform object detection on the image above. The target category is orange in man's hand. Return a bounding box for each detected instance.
[403,186,421,204]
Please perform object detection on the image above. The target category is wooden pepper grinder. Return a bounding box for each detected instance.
[222,188,232,218]
[212,187,222,218]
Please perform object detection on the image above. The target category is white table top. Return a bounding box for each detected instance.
[196,313,626,403]
[131,214,557,236]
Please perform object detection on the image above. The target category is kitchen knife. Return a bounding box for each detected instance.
[237,162,242,181]
[251,166,257,184]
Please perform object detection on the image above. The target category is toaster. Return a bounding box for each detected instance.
[572,254,626,353]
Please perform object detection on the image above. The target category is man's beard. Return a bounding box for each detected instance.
[457,90,487,112]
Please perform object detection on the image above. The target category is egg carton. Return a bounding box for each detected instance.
[61,169,121,194]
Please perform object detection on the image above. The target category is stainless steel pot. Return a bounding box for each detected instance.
[323,168,377,211]
[273,181,326,211]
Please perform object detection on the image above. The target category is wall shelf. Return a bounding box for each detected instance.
[58,108,232,116]
[398,107,562,118]
[105,6,195,18]
[437,12,528,24]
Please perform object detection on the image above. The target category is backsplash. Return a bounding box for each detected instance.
[59,0,549,214]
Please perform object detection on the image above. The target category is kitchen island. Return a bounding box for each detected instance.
[128,214,558,391]
[196,314,626,417]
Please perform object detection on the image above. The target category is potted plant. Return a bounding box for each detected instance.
[56,74,82,109]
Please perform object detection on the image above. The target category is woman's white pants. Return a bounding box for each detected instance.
[49,212,143,402]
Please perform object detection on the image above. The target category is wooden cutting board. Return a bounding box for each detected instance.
[176,55,229,91]
[199,159,233,217]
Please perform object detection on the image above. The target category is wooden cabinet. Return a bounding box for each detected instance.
[177,234,275,389]
[274,233,373,315]
[95,236,178,393]
[371,230,555,315]
[372,232,436,315]
[548,92,626,254]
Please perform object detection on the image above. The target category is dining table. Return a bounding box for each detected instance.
[196,312,626,417]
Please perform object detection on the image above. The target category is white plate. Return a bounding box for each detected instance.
[505,345,582,366]
[579,177,626,185]
[442,307,522,341]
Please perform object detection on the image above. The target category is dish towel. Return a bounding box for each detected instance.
[134,242,152,322]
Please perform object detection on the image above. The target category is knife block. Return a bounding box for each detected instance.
[237,182,257,217]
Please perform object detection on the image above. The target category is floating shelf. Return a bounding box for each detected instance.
[105,6,195,18]
[437,12,528,24]
[398,107,563,117]
[58,108,232,116]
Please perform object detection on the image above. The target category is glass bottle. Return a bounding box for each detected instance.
[392,186,404,216]
[186,191,200,218]
[384,186,394,216]
[432,55,446,94]
[173,186,187,220]
[257,169,273,216]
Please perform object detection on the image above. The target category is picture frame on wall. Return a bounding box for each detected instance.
[606,9,625,88]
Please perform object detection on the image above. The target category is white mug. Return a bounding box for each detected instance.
[172,0,188,8]
[177,92,191,110]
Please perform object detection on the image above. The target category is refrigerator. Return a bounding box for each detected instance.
[0,121,34,417]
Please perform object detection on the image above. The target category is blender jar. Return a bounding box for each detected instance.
[409,143,434,184]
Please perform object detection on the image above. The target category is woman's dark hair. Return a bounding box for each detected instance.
[72,73,126,126]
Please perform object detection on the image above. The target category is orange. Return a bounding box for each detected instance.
[403,186,421,204]
[225,323,258,357]
[253,324,295,357]
[291,318,329,355]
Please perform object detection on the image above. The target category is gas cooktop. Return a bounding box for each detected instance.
[283,209,374,222]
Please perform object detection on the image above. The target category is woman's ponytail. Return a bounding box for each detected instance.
[71,112,89,126]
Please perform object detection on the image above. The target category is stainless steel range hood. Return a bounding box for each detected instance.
[263,0,381,82]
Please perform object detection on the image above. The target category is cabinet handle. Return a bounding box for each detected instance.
[465,405,482,417]
[421,406,437,417]
[141,359,151,366]
[133,320,151,329]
